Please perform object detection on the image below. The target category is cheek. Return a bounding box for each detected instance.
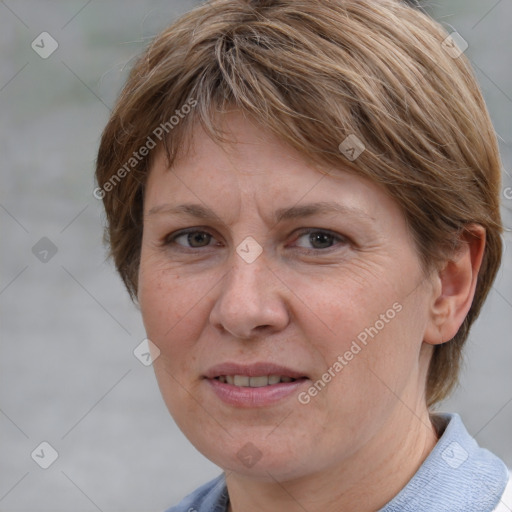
[139,261,202,336]
[293,265,426,406]
[138,263,211,383]
[138,265,211,422]
[289,265,400,355]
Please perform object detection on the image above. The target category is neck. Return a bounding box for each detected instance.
[226,405,438,512]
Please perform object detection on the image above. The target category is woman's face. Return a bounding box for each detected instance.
[138,112,436,481]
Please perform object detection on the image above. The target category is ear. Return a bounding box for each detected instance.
[424,225,486,345]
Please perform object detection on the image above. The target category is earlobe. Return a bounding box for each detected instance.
[424,225,486,345]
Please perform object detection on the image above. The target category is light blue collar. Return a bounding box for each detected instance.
[380,412,509,511]
[166,413,509,511]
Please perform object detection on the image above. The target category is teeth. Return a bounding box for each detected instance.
[249,376,269,387]
[268,375,281,385]
[233,375,250,387]
[219,375,296,387]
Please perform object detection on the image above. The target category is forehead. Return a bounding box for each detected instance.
[144,112,403,229]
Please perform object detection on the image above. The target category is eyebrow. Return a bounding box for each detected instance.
[146,201,374,224]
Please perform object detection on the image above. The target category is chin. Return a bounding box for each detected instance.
[191,430,320,482]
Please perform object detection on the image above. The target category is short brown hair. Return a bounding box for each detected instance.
[96,0,503,406]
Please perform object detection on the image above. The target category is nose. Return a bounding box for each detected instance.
[209,250,290,340]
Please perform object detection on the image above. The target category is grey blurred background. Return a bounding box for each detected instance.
[0,1,511,510]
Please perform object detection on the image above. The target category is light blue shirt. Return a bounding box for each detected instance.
[165,413,510,512]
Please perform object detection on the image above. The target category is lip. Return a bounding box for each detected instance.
[204,362,307,379]
[203,362,309,408]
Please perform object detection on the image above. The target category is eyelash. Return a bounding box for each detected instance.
[162,227,349,253]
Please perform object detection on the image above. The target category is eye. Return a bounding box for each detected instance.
[293,229,348,251]
[162,227,348,253]
[164,229,220,249]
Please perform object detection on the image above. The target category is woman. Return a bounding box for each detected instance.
[95,0,511,510]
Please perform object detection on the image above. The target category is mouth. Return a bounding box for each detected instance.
[204,362,309,407]
[214,375,301,387]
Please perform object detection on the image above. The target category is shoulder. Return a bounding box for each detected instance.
[380,413,510,511]
[163,474,228,512]
[493,471,512,512]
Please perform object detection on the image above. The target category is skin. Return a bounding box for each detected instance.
[138,112,485,512]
